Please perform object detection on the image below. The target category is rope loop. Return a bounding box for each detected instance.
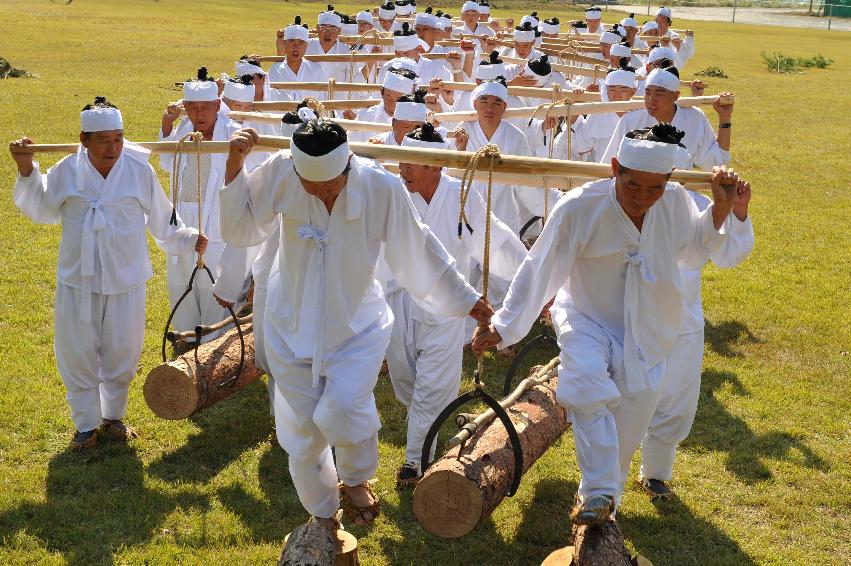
[170,130,206,267]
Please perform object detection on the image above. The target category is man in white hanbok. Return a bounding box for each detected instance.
[387,124,527,486]
[11,99,204,449]
[219,119,493,532]
[270,18,329,102]
[160,74,241,337]
[600,67,734,171]
[473,123,750,525]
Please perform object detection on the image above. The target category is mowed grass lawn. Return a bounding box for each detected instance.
[1,1,849,564]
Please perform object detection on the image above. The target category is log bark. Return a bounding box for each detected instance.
[280,523,359,566]
[570,520,634,566]
[412,364,569,538]
[143,323,262,420]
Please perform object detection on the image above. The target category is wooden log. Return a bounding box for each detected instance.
[143,323,262,420]
[267,81,382,93]
[12,136,716,185]
[412,362,569,538]
[280,522,359,566]
[570,520,633,566]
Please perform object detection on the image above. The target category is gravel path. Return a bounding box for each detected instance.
[601,4,851,31]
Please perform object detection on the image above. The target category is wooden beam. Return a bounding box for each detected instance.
[11,135,715,184]
[256,52,449,63]
[252,99,379,111]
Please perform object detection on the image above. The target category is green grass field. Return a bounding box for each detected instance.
[1,1,849,564]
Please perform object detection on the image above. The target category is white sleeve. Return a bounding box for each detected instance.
[213,243,262,303]
[219,155,288,248]
[690,110,731,171]
[675,186,731,271]
[145,166,199,256]
[12,164,62,225]
[709,215,754,269]
[382,176,480,319]
[599,114,627,164]
[464,191,528,281]
[491,196,580,347]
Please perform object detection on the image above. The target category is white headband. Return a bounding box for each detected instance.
[383,71,416,93]
[379,7,396,18]
[524,62,551,86]
[610,43,632,58]
[402,135,447,150]
[472,80,508,103]
[394,101,428,122]
[540,21,560,34]
[585,8,602,19]
[223,81,255,103]
[616,136,676,174]
[520,15,539,27]
[342,23,359,35]
[386,57,419,74]
[600,31,621,44]
[621,17,638,28]
[645,68,680,91]
[647,46,676,64]
[318,11,342,26]
[514,29,536,42]
[285,24,310,41]
[80,107,123,132]
[236,61,265,76]
[291,140,350,181]
[605,69,636,88]
[478,4,490,14]
[415,12,437,27]
[357,10,374,23]
[461,1,479,12]
[396,3,413,15]
[475,62,506,80]
[394,34,420,51]
[656,7,673,18]
[643,21,659,32]
[183,81,219,102]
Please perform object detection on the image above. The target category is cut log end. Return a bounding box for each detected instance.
[143,362,200,420]
[412,468,484,538]
[280,523,359,566]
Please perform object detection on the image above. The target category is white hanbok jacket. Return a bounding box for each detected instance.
[268,59,329,102]
[492,178,731,393]
[14,144,199,321]
[220,153,480,382]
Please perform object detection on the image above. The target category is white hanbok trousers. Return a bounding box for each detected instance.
[267,312,391,519]
[553,305,664,505]
[640,329,705,481]
[252,286,276,416]
[166,240,228,336]
[385,290,466,468]
[54,283,146,433]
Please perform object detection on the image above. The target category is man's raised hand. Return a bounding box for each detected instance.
[9,137,35,177]
[468,296,495,326]
[731,178,752,222]
[225,128,259,184]
[709,165,742,229]
[471,324,502,356]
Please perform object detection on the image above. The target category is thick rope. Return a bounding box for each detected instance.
[302,96,326,117]
[327,77,336,102]
[169,130,205,267]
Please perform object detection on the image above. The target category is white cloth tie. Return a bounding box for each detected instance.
[622,252,655,393]
[298,223,329,387]
[80,200,108,323]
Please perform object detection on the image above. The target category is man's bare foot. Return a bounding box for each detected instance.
[340,481,380,527]
[314,515,341,532]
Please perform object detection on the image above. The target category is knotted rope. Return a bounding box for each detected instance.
[170,130,205,268]
[457,144,501,383]
[326,77,336,101]
[350,28,382,88]
[302,96,326,117]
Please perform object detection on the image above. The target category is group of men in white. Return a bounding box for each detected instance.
[10,0,754,539]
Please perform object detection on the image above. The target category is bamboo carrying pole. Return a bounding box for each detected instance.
[256,52,449,63]
[433,94,734,122]
[10,136,716,185]
[253,99,380,111]
[230,112,393,134]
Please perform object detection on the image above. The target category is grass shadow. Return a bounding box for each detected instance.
[146,379,273,484]
[0,442,208,566]
[685,369,827,483]
[704,318,762,358]
[620,493,758,565]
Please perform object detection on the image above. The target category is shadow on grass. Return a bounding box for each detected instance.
[146,379,273,484]
[704,318,762,358]
[620,494,758,565]
[0,442,209,566]
[685,369,827,483]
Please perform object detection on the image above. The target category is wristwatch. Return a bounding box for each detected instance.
[719,122,732,129]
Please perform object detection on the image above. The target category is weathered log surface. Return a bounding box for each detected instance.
[280,523,359,566]
[143,323,262,419]
[412,365,568,538]
[541,521,653,566]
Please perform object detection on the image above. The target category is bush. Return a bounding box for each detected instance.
[695,66,728,78]
[761,52,834,73]
[0,57,35,79]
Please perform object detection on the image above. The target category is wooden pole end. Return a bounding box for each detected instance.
[143,361,200,420]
